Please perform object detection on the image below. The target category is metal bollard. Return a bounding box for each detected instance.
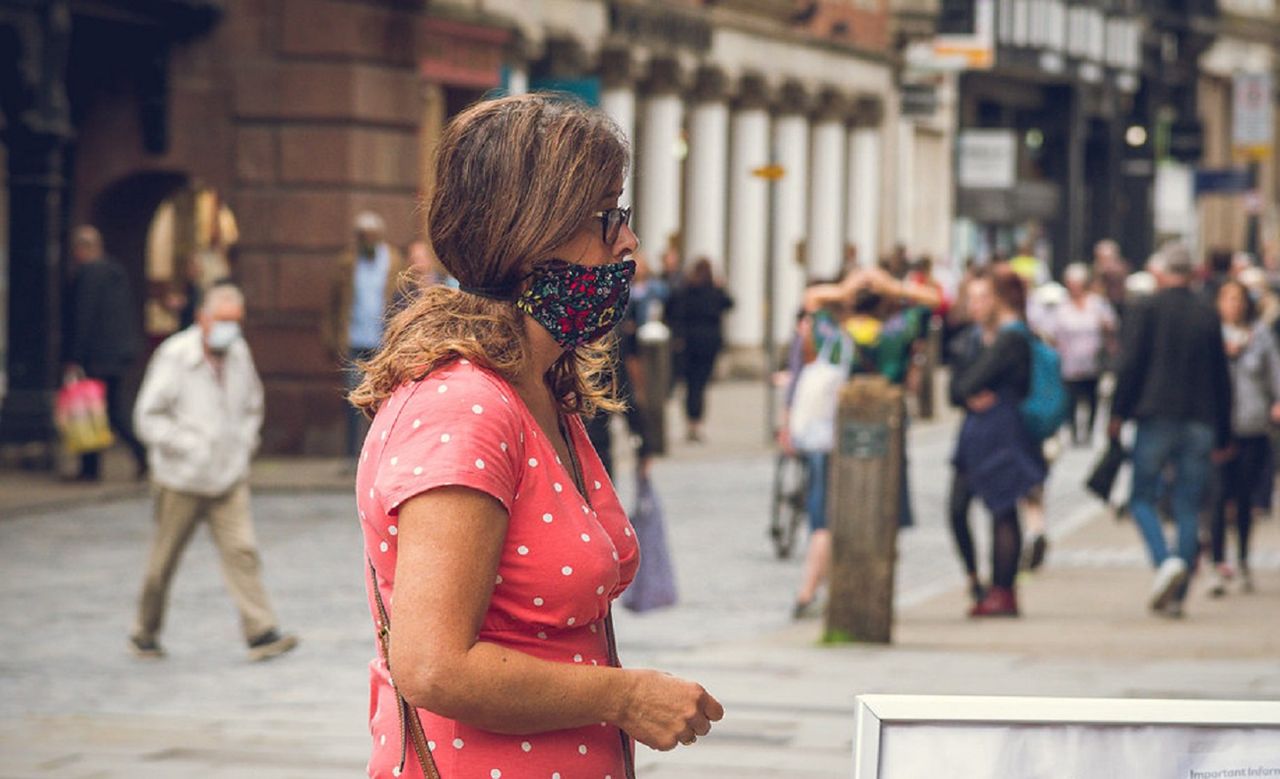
[825,375,905,644]
[637,319,670,456]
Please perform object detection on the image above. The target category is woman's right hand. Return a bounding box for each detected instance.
[616,669,724,751]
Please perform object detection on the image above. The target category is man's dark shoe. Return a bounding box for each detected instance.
[129,635,165,659]
[247,629,299,662]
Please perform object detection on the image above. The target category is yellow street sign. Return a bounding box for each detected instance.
[752,164,786,180]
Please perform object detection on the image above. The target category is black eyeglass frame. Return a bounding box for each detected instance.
[592,207,632,247]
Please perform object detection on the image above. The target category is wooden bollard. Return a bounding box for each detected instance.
[825,375,905,644]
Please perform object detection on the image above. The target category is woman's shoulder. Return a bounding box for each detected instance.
[383,358,523,428]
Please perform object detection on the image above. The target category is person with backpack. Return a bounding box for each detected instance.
[1109,241,1233,619]
[950,264,1050,617]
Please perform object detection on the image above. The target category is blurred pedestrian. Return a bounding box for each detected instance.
[130,283,298,661]
[660,238,685,395]
[946,272,997,605]
[1010,239,1047,287]
[347,95,721,778]
[1210,280,1280,597]
[63,225,147,481]
[1203,248,1234,303]
[667,257,734,443]
[1049,263,1118,447]
[951,265,1046,617]
[1092,239,1131,318]
[324,211,405,464]
[404,238,456,290]
[1239,265,1280,327]
[782,295,852,619]
[806,265,942,529]
[629,251,670,325]
[1109,241,1233,619]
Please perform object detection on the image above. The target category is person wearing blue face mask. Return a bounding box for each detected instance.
[129,283,297,662]
[347,94,722,779]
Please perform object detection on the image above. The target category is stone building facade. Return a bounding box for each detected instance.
[2,0,950,456]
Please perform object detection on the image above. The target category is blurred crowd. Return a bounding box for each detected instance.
[779,235,1280,623]
[61,205,1279,636]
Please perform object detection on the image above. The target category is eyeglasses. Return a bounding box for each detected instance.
[592,207,632,247]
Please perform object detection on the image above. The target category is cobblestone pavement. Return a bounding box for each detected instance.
[3,381,1276,777]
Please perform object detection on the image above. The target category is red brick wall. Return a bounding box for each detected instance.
[72,0,432,454]
[806,0,892,54]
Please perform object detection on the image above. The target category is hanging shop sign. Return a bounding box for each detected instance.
[933,0,995,70]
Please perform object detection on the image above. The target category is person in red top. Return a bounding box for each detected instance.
[348,94,723,779]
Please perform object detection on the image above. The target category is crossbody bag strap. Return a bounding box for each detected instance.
[368,556,442,779]
[561,415,637,779]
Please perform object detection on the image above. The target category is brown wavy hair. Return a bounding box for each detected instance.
[349,94,630,417]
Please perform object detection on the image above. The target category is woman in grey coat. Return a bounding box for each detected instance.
[1212,280,1280,595]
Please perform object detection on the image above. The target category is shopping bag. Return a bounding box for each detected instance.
[1085,439,1127,504]
[55,377,115,455]
[621,474,678,613]
[788,331,853,453]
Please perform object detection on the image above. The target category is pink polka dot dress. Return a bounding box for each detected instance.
[356,359,640,778]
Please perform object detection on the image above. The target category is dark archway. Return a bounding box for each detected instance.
[90,170,188,347]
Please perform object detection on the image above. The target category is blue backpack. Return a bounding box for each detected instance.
[1006,322,1069,441]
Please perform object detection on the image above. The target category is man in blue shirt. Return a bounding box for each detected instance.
[325,211,404,461]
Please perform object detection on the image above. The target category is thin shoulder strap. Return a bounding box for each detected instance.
[368,556,442,779]
[560,416,637,779]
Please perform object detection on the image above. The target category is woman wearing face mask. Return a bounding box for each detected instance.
[1211,280,1280,597]
[348,95,722,779]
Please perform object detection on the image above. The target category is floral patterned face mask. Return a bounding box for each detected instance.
[515,258,636,349]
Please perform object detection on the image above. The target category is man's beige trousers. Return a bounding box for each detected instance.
[134,481,277,643]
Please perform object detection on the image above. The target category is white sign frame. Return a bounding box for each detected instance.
[854,694,1280,779]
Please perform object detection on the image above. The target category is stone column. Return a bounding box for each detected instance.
[725,73,771,355]
[599,48,637,207]
[637,59,685,267]
[683,66,730,276]
[847,95,885,266]
[807,89,849,280]
[771,81,811,347]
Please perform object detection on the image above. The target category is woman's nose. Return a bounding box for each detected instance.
[616,223,639,258]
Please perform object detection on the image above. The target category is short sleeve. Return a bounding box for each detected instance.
[373,364,524,514]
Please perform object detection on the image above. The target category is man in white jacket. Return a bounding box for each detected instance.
[130,284,297,661]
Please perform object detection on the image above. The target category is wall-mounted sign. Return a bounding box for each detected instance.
[1194,167,1257,197]
[958,129,1017,189]
[900,83,939,118]
[1233,71,1273,159]
[608,2,711,53]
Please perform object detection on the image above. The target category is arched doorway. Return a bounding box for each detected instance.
[142,186,240,340]
[91,175,239,348]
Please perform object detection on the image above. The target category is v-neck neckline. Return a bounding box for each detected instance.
[491,370,594,510]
